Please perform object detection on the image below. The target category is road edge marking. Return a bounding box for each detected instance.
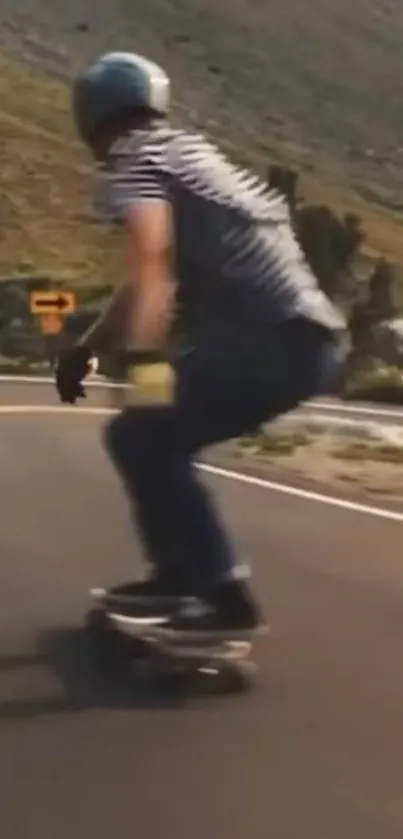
[1,403,403,523]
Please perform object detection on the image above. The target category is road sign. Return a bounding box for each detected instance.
[39,313,63,335]
[30,290,76,315]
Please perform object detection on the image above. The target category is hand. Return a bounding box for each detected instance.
[54,345,94,404]
[123,349,176,406]
[131,360,175,406]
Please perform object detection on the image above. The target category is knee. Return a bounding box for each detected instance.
[103,410,148,468]
[103,408,172,470]
[103,412,126,461]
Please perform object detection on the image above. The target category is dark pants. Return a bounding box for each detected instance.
[104,318,346,594]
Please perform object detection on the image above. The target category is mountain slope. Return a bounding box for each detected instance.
[0,0,403,277]
[1,0,403,194]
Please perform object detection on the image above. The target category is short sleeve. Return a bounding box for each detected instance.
[92,152,168,224]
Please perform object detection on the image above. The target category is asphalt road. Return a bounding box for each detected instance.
[1,382,403,839]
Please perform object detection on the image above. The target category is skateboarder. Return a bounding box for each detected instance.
[55,51,348,639]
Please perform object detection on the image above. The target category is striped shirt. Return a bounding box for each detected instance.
[93,126,346,351]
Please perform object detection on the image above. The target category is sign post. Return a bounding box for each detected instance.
[39,313,64,335]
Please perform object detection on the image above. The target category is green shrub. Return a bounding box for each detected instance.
[343,362,403,403]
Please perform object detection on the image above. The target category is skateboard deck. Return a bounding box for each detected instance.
[85,589,259,692]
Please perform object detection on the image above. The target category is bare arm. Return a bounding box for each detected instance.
[79,151,176,356]
[77,197,175,355]
[124,197,176,350]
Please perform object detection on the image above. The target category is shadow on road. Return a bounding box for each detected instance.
[0,625,248,720]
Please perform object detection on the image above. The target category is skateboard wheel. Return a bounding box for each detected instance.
[85,607,110,633]
[217,660,256,693]
[84,607,132,671]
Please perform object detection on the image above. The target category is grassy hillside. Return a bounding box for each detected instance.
[1,13,403,281]
[0,53,123,282]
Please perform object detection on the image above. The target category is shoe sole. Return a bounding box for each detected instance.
[90,586,193,612]
[107,613,270,643]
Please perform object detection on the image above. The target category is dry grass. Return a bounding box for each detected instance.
[234,431,403,499]
[0,52,121,282]
[332,442,403,464]
[2,48,403,283]
[238,426,403,466]
[238,429,311,456]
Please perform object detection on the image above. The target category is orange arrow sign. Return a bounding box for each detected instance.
[30,290,76,315]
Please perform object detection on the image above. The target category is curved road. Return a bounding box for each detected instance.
[3,375,403,425]
[1,382,403,838]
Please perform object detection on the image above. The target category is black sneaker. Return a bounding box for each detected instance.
[90,571,193,619]
[151,580,268,641]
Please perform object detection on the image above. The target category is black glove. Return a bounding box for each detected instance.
[54,345,93,404]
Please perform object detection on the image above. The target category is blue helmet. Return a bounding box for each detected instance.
[72,51,170,147]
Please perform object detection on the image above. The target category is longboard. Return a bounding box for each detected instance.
[85,588,259,692]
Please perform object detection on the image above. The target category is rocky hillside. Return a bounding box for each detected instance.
[1,0,403,208]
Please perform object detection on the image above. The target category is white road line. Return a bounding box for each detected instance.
[200,464,403,523]
[0,374,125,389]
[0,404,116,415]
[1,374,402,419]
[1,403,403,524]
[307,401,403,420]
